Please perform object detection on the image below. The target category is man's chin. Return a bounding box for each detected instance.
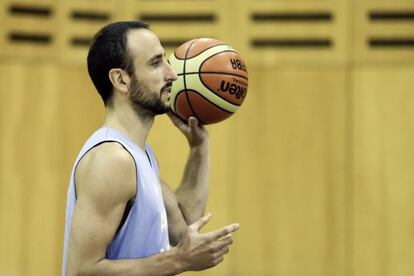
[133,98,171,116]
[153,104,170,115]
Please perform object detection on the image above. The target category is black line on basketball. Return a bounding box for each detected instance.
[183,39,204,124]
[185,90,234,115]
[173,90,193,122]
[173,90,183,115]
[178,71,248,81]
[173,39,196,60]
[174,43,228,60]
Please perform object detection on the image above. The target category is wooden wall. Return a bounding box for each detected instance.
[1,0,414,275]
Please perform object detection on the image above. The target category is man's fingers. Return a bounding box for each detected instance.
[215,244,230,256]
[188,116,198,127]
[205,223,240,241]
[167,111,185,127]
[214,234,234,249]
[213,256,224,266]
[167,111,192,133]
[219,233,233,241]
[190,212,212,231]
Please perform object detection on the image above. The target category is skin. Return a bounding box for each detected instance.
[65,28,239,275]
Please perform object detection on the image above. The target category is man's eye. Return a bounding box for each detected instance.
[152,60,161,67]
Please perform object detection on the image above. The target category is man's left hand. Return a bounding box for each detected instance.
[167,112,209,148]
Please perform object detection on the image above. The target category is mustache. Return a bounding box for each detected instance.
[161,81,173,91]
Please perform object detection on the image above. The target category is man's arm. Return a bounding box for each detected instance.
[166,113,210,225]
[66,142,239,276]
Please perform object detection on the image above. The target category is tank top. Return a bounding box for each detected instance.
[62,127,170,275]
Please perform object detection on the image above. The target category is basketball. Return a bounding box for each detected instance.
[168,38,248,125]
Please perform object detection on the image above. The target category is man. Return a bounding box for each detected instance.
[62,21,239,275]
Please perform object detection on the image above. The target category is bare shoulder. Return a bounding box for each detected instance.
[76,142,136,203]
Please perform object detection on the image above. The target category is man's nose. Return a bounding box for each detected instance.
[166,62,178,81]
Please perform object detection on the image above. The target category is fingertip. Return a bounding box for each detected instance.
[193,212,212,231]
[188,116,198,126]
[200,212,211,224]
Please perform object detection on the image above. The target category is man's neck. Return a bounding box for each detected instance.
[103,101,154,150]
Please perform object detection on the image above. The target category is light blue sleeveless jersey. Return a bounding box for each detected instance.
[62,127,170,275]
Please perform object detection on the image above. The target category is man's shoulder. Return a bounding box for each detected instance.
[81,141,134,169]
[76,141,136,199]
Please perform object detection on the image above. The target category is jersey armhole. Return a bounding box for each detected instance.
[73,140,138,201]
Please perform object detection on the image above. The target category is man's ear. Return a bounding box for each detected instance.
[108,68,131,94]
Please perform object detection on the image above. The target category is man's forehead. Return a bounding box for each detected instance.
[126,29,164,60]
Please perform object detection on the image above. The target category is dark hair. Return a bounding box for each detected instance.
[87,21,150,105]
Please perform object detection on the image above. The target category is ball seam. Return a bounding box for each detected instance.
[183,39,204,124]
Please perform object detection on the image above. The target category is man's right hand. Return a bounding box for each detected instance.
[173,213,240,271]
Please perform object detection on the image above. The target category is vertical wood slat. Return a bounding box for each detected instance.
[352,68,414,276]
[22,65,61,275]
[0,63,27,276]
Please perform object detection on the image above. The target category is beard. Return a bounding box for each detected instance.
[129,75,170,116]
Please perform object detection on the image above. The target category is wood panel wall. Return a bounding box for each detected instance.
[1,0,414,275]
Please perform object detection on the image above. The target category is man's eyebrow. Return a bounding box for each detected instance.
[149,53,165,62]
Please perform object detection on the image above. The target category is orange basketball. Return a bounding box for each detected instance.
[168,38,248,125]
